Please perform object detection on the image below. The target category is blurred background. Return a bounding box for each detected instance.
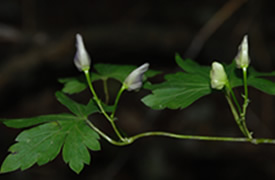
[0,0,275,179]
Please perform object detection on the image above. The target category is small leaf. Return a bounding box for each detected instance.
[93,63,161,84]
[55,91,98,117]
[58,77,87,95]
[62,80,87,94]
[175,53,210,77]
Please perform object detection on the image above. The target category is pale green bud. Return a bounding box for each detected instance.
[124,63,149,91]
[74,33,91,71]
[210,61,228,90]
[235,35,250,69]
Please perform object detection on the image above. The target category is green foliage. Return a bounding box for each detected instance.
[225,61,275,94]
[142,54,212,109]
[58,77,87,95]
[59,63,161,95]
[1,48,275,175]
[0,92,101,174]
[142,54,275,110]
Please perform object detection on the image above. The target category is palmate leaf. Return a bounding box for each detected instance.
[1,92,101,174]
[0,120,100,174]
[58,63,161,94]
[142,55,212,110]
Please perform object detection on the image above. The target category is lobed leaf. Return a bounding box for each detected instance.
[0,120,100,174]
[55,91,99,117]
[142,72,212,109]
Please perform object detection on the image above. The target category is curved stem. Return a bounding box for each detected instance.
[111,85,126,119]
[85,119,275,146]
[85,120,128,146]
[84,70,124,141]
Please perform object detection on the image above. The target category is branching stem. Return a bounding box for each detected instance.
[85,119,275,146]
[84,70,124,141]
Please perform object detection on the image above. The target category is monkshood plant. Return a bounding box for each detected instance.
[1,34,275,174]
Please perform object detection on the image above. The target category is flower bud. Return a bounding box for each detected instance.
[210,61,228,90]
[124,63,149,91]
[235,35,250,69]
[74,33,91,71]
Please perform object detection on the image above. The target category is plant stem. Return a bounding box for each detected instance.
[85,120,128,146]
[85,119,275,146]
[102,78,109,104]
[84,70,124,141]
[240,67,252,139]
[111,85,126,119]
[226,83,242,114]
[225,93,246,135]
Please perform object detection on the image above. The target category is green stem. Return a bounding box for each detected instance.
[129,131,275,145]
[240,67,252,139]
[226,83,242,114]
[85,120,128,146]
[85,119,275,146]
[103,78,109,104]
[225,93,246,136]
[241,67,249,118]
[242,67,248,99]
[111,85,126,119]
[84,70,124,141]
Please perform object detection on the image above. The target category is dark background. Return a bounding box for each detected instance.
[0,0,275,179]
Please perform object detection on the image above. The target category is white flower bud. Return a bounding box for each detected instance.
[210,61,228,90]
[235,35,250,69]
[124,63,149,91]
[74,33,91,71]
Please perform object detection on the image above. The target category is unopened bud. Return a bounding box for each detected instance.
[124,63,149,91]
[74,34,91,71]
[235,35,250,69]
[210,61,228,90]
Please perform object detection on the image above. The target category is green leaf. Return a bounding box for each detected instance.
[2,113,78,128]
[0,120,100,174]
[55,91,99,117]
[142,72,211,109]
[62,120,100,174]
[58,63,161,95]
[93,63,161,83]
[0,122,65,173]
[225,62,275,95]
[142,55,212,110]
[58,77,87,95]
[247,76,275,95]
[175,53,210,77]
